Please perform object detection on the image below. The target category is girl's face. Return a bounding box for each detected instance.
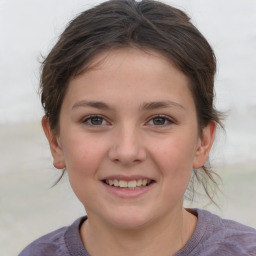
[44,48,215,229]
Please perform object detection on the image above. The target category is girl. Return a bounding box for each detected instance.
[19,0,256,255]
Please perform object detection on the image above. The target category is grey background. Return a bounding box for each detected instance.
[0,1,256,255]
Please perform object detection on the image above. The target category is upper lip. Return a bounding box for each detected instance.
[101,175,155,182]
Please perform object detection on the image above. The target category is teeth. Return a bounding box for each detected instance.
[119,180,127,188]
[136,179,142,186]
[128,180,136,188]
[105,179,152,188]
[113,179,119,187]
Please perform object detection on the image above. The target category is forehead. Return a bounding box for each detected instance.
[64,47,194,110]
[77,47,184,78]
[67,47,192,101]
[75,47,190,88]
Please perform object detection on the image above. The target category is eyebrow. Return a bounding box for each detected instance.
[72,100,184,111]
[140,101,184,111]
[72,100,111,110]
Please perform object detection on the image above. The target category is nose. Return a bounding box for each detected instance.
[108,125,147,165]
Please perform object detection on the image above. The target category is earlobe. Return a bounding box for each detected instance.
[193,121,216,169]
[41,116,66,169]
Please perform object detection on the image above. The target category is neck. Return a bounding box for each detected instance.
[80,208,197,256]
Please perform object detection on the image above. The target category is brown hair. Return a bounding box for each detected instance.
[41,0,223,203]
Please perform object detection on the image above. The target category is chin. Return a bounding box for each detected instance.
[103,208,156,231]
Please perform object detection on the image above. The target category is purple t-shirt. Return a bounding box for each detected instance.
[18,209,256,256]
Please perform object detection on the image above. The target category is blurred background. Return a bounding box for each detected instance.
[0,0,256,255]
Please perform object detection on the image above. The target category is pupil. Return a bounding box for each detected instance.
[153,117,165,125]
[91,117,103,125]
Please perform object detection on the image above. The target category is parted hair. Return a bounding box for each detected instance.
[40,0,223,203]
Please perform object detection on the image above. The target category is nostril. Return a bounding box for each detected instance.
[108,139,147,164]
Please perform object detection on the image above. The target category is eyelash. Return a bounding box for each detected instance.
[146,115,174,127]
[82,114,174,127]
[82,115,109,126]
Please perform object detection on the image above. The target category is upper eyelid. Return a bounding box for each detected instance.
[81,114,175,125]
[82,114,110,124]
[147,114,174,122]
[83,114,105,119]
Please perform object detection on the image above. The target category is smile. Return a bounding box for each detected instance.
[103,179,154,190]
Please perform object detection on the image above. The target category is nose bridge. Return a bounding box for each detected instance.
[108,122,146,164]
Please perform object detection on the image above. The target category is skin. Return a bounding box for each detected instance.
[43,48,216,256]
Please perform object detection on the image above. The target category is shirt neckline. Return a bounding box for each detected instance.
[65,216,89,256]
[64,209,210,256]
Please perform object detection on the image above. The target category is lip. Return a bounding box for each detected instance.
[102,181,155,198]
[100,175,156,199]
[102,175,154,181]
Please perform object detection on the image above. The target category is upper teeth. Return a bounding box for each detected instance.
[105,179,150,188]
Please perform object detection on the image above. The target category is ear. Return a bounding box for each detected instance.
[42,116,66,169]
[193,121,216,169]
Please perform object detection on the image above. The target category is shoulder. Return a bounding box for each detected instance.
[18,226,68,256]
[18,217,86,256]
[195,209,256,255]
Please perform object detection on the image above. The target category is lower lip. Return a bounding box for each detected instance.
[101,182,155,198]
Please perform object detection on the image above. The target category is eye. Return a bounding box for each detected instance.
[82,115,108,126]
[147,115,173,126]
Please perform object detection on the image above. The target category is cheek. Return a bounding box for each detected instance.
[61,134,107,178]
[150,133,198,175]
[60,135,108,204]
[147,136,196,211]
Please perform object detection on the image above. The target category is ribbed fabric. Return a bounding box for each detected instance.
[18,209,256,256]
[65,216,89,256]
[175,209,208,255]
